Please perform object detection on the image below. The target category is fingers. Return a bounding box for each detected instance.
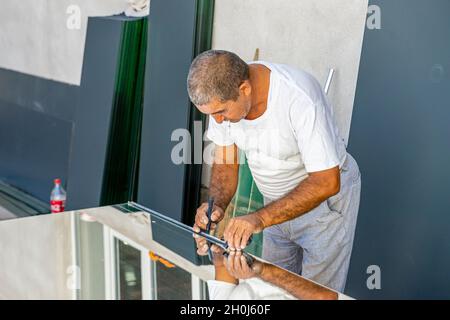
[239,231,253,250]
[193,223,201,233]
[193,230,224,256]
[196,245,209,256]
[223,220,237,250]
[193,223,216,234]
[194,202,209,230]
[231,227,244,251]
[210,207,223,223]
[194,203,223,231]
[226,250,236,272]
[225,251,253,279]
[210,244,222,254]
[233,251,246,272]
[239,253,252,273]
[206,206,223,232]
[224,216,258,251]
[194,233,209,256]
[224,220,247,251]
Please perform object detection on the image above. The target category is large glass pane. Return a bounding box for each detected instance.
[116,238,142,300]
[219,152,264,257]
[155,259,192,300]
[0,204,348,300]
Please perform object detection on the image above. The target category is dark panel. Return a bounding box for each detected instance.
[138,0,197,220]
[0,53,78,205]
[151,214,200,264]
[347,0,450,299]
[65,17,124,210]
[0,68,78,123]
[0,101,72,202]
[183,0,215,226]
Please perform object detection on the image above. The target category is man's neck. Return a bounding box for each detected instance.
[245,64,271,120]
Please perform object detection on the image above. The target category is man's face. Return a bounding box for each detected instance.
[196,82,252,124]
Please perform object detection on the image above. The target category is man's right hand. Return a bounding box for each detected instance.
[193,232,224,262]
[193,202,225,235]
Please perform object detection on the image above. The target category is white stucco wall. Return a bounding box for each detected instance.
[0,0,148,85]
[211,0,368,143]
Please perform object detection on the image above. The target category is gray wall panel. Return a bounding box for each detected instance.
[0,102,72,201]
[65,17,124,210]
[347,0,450,299]
[0,69,78,122]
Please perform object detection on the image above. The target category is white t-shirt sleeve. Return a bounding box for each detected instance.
[289,97,340,172]
[206,116,235,146]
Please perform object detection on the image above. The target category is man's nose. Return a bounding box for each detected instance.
[213,114,225,123]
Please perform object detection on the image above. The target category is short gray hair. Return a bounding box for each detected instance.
[187,50,249,106]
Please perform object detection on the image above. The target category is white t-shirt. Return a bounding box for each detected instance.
[206,61,347,203]
[207,278,354,300]
[208,278,296,300]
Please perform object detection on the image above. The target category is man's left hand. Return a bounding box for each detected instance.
[224,251,255,279]
[224,251,264,279]
[223,213,265,250]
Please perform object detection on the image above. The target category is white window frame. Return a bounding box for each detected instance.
[103,226,206,300]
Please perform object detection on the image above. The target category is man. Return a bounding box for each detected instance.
[188,50,361,292]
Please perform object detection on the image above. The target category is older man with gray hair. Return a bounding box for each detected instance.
[188,50,361,292]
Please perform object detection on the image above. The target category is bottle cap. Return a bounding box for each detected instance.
[54,178,61,185]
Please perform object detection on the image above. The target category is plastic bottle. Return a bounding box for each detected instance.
[50,178,67,213]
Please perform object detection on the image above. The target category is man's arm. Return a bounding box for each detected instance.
[222,251,337,300]
[193,144,239,246]
[209,143,239,211]
[224,166,340,249]
[257,262,338,300]
[257,165,340,228]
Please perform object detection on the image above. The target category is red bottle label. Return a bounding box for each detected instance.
[51,200,65,213]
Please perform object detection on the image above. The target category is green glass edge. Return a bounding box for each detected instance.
[101,17,148,206]
[183,0,216,226]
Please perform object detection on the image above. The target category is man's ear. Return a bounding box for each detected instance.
[239,80,252,97]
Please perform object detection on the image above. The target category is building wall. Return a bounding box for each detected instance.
[0,0,129,85]
[211,0,368,143]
